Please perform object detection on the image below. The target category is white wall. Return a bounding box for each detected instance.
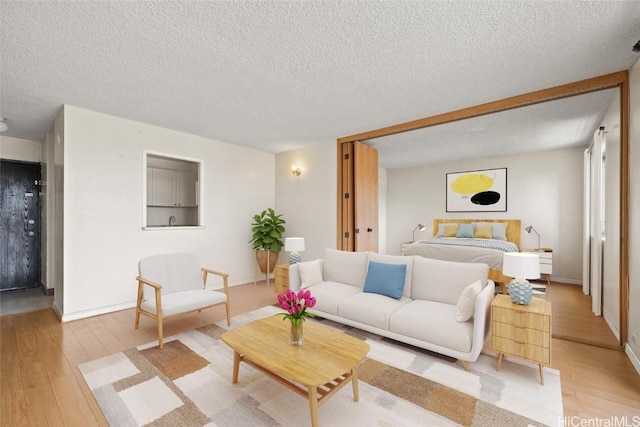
[275,141,337,262]
[60,105,274,320]
[385,147,584,283]
[627,60,640,372]
[0,135,41,162]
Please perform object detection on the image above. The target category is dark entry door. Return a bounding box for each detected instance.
[0,160,41,291]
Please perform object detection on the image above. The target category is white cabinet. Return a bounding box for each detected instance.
[148,168,197,207]
[522,249,553,286]
[401,241,412,256]
[177,171,197,207]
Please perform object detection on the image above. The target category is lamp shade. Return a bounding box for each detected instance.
[503,252,540,280]
[284,237,305,252]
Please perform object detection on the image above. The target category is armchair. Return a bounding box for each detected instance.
[135,253,231,348]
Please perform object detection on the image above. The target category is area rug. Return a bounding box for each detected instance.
[79,306,563,426]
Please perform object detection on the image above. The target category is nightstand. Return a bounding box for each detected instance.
[274,264,290,295]
[522,249,553,286]
[400,241,413,256]
[491,294,552,384]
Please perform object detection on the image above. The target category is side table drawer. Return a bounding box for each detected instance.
[492,321,550,348]
[492,306,550,332]
[274,264,290,294]
[492,336,550,365]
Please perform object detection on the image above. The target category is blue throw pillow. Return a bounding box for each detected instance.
[456,223,476,238]
[363,261,407,299]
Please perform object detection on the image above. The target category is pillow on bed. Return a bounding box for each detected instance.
[455,223,476,238]
[473,222,508,240]
[474,225,493,239]
[456,280,483,322]
[436,223,459,237]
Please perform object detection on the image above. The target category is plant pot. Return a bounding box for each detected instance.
[256,250,279,274]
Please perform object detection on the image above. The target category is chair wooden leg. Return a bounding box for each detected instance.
[157,317,164,349]
[461,360,470,371]
[225,301,231,326]
[134,308,141,329]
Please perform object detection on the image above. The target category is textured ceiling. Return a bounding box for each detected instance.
[1,1,639,168]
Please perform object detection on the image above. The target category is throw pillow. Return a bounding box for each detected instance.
[363,261,407,299]
[298,259,323,288]
[456,280,483,322]
[436,223,458,237]
[474,225,492,239]
[473,222,508,240]
[455,223,476,238]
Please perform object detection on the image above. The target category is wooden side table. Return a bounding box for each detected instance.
[274,264,290,295]
[491,294,551,384]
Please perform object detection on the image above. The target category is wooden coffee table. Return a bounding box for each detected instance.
[221,316,370,427]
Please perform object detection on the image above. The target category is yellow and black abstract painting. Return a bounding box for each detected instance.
[446,167,507,212]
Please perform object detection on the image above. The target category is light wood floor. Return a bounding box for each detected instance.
[1,281,639,426]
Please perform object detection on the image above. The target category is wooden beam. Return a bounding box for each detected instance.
[338,70,628,144]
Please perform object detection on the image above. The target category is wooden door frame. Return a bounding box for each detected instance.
[336,70,630,347]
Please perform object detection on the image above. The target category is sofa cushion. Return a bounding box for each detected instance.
[389,300,474,353]
[367,252,414,297]
[456,280,483,322]
[323,249,368,288]
[298,259,323,288]
[306,281,362,316]
[339,292,412,331]
[411,256,488,305]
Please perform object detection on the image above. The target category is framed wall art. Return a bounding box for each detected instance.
[446,167,507,212]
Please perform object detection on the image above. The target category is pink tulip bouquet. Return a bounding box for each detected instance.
[277,289,317,327]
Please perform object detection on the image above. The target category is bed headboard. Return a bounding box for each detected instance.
[432,219,521,249]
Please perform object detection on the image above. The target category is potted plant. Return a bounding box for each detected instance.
[250,208,286,274]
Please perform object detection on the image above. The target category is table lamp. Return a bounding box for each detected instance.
[284,237,305,264]
[524,225,541,251]
[413,224,427,242]
[503,252,540,305]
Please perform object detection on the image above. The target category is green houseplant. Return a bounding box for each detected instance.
[250,208,286,273]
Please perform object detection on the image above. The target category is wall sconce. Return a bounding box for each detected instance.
[291,165,302,177]
[524,225,541,250]
[412,223,427,242]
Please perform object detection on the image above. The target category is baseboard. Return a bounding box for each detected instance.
[550,277,582,285]
[52,301,62,320]
[38,281,54,296]
[61,301,136,322]
[625,344,640,375]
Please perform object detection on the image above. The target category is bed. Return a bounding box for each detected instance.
[404,219,521,294]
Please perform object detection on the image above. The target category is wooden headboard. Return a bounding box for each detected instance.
[432,219,521,249]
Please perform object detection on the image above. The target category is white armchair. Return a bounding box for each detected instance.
[135,253,230,348]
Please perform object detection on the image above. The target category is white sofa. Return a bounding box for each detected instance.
[288,249,494,370]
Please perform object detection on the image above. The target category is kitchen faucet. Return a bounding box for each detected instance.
[169,215,176,226]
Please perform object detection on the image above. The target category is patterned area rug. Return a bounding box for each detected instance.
[79,306,562,426]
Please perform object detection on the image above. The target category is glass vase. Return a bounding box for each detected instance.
[289,319,304,346]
